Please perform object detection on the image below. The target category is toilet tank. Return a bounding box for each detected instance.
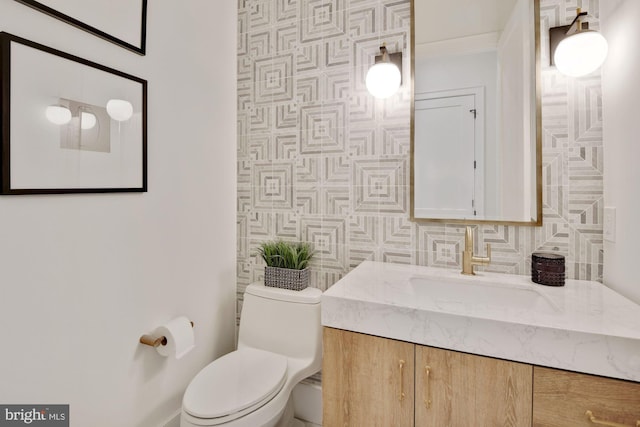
[238,283,322,362]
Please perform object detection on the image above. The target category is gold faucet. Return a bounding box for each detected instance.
[461,226,491,275]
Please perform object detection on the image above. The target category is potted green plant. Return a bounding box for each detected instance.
[257,240,314,290]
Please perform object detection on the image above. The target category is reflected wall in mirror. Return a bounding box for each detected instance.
[411,0,542,224]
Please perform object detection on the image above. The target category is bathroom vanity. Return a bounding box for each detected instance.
[321,261,640,426]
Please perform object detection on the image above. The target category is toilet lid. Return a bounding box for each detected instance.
[183,348,288,419]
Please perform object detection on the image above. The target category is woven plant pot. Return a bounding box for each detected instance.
[264,266,310,291]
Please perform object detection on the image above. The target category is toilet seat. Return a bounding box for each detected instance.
[182,348,288,425]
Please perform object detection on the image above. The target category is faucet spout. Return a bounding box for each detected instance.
[461,226,491,275]
[464,226,474,255]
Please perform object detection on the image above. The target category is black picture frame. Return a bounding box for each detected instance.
[13,0,147,55]
[0,32,148,195]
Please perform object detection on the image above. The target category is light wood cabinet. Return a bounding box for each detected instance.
[323,327,532,426]
[322,327,415,427]
[323,327,640,427]
[415,345,532,427]
[533,366,640,427]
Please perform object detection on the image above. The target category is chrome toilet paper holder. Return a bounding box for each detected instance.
[139,321,194,348]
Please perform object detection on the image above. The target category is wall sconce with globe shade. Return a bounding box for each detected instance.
[550,8,608,77]
[366,44,403,99]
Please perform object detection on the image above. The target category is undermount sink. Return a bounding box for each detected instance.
[408,275,559,315]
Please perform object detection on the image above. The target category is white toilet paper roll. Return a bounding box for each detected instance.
[154,316,195,359]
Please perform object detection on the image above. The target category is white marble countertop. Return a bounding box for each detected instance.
[321,261,640,382]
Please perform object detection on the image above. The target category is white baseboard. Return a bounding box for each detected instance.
[162,409,181,427]
[292,381,322,425]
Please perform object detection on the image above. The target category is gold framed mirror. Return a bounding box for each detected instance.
[410,0,542,226]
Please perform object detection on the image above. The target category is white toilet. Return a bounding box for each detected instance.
[180,282,323,427]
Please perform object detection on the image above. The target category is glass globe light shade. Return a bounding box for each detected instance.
[366,62,401,99]
[45,105,72,125]
[80,112,97,130]
[106,99,134,121]
[554,30,608,77]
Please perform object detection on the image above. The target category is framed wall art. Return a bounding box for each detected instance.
[0,32,147,195]
[13,0,147,55]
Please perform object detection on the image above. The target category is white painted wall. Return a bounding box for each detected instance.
[601,0,640,305]
[414,0,517,46]
[0,1,237,426]
[497,0,534,221]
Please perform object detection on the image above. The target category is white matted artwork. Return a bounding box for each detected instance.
[13,0,147,54]
[0,32,147,194]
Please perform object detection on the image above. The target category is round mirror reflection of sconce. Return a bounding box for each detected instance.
[550,8,608,77]
[80,112,97,130]
[106,99,133,121]
[366,44,402,99]
[45,105,72,125]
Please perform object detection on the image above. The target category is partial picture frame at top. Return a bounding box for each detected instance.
[0,32,148,195]
[13,0,147,55]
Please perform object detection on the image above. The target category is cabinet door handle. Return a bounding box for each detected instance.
[585,410,639,427]
[424,365,432,409]
[398,359,406,401]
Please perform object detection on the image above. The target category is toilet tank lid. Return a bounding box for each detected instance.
[247,282,322,304]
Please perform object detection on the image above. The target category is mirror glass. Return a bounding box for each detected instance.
[411,0,541,224]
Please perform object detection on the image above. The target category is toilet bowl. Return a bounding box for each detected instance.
[180,283,322,427]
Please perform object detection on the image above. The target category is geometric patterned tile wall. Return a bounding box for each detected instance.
[237,0,604,321]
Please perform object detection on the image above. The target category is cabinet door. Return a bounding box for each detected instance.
[416,345,532,427]
[533,366,640,427]
[322,327,415,427]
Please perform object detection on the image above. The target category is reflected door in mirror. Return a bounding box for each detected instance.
[415,92,480,218]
